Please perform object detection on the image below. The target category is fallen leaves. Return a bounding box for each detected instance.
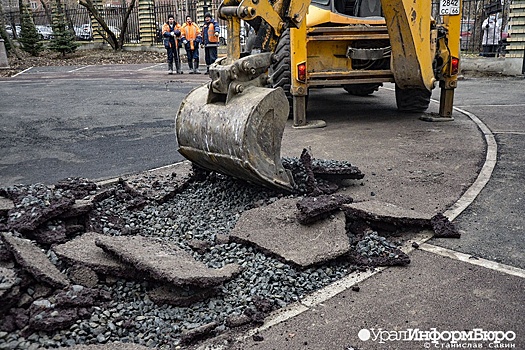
[1,48,166,77]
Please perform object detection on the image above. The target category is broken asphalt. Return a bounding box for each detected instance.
[188,65,525,349]
[1,58,524,350]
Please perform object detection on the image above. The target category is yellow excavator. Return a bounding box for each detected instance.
[175,0,461,191]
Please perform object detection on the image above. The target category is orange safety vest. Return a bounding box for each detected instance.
[181,23,201,50]
[205,22,219,44]
[162,22,182,48]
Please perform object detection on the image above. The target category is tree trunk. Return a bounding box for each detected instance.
[78,0,120,49]
[118,0,137,48]
[39,0,52,24]
[0,0,21,58]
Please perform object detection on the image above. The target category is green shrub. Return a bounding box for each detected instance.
[49,0,78,56]
[19,5,43,56]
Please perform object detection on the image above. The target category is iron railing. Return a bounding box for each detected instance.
[457,0,511,55]
[2,0,513,54]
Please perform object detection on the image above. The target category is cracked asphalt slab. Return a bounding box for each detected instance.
[1,63,524,349]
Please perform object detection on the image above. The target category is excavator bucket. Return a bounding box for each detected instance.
[175,83,294,191]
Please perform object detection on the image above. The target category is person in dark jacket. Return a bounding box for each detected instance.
[201,12,220,75]
[162,14,183,74]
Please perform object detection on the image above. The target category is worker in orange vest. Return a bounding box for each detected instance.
[181,16,202,74]
[161,14,183,74]
[201,12,220,75]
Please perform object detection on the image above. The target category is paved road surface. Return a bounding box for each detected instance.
[0,64,207,185]
[1,64,524,349]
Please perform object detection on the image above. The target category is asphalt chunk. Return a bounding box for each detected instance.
[0,196,14,217]
[231,198,351,267]
[95,235,241,287]
[123,162,193,203]
[343,200,432,234]
[296,194,353,224]
[52,232,137,278]
[1,232,69,289]
[431,213,461,238]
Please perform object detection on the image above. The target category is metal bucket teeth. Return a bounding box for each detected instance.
[175,83,293,191]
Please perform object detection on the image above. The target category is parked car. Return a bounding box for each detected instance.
[5,24,21,39]
[35,25,54,40]
[218,23,247,49]
[75,24,93,40]
[460,19,474,51]
[108,25,121,37]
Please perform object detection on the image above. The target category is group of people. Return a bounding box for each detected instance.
[161,12,220,75]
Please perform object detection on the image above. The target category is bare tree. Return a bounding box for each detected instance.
[78,0,136,50]
[38,0,52,24]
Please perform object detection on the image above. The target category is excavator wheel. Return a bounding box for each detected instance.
[269,29,293,117]
[343,83,382,96]
[395,85,431,112]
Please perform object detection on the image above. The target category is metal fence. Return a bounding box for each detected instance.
[155,1,197,43]
[458,0,511,56]
[2,1,186,44]
[2,0,512,54]
[3,5,137,42]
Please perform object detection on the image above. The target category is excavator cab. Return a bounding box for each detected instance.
[331,0,382,17]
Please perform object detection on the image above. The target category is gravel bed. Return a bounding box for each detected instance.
[0,158,404,349]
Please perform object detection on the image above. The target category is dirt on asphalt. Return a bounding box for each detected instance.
[0,48,166,77]
[1,48,506,79]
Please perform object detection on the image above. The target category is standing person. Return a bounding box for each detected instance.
[162,14,183,74]
[481,13,501,57]
[181,16,202,74]
[201,12,220,75]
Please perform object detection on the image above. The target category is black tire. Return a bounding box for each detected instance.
[395,85,431,112]
[269,29,293,116]
[343,83,382,96]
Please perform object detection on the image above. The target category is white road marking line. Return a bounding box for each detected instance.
[147,161,189,172]
[374,90,498,222]
[94,161,189,188]
[492,131,525,135]
[245,304,309,337]
[68,65,91,73]
[443,106,497,221]
[420,243,525,279]
[301,268,385,307]
[12,66,33,77]
[458,104,525,108]
[137,63,163,71]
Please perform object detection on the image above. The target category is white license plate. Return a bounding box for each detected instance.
[440,0,460,15]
